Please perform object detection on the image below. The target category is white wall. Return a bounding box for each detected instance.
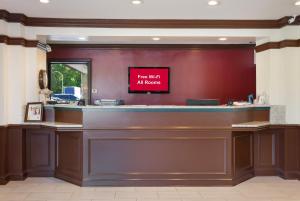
[0,17,49,124]
[6,45,26,123]
[0,45,46,124]
[0,44,8,125]
[282,48,300,123]
[25,48,46,103]
[256,47,300,124]
[256,50,270,96]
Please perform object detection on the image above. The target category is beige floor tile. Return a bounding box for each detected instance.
[137,198,182,201]
[139,199,181,201]
[116,192,158,199]
[0,176,300,201]
[0,186,14,193]
[272,200,300,201]
[93,199,136,201]
[176,187,207,192]
[200,191,244,199]
[0,192,30,201]
[224,199,272,201]
[289,192,300,199]
[46,200,91,201]
[95,187,135,192]
[55,186,96,193]
[193,187,235,193]
[178,192,203,199]
[25,192,72,200]
[71,191,115,200]
[135,187,159,192]
[158,192,181,199]
[12,185,56,193]
[156,187,177,192]
[182,199,226,201]
[238,188,288,199]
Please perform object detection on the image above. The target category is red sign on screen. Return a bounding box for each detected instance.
[128,67,170,93]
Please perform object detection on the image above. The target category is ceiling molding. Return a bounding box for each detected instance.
[0,9,298,29]
[255,39,300,52]
[0,35,39,47]
[49,44,255,49]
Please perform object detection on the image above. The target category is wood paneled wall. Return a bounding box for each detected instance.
[48,46,256,105]
[0,126,7,184]
[6,127,26,180]
[25,128,55,177]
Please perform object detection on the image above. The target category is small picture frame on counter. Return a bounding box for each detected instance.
[24,102,43,122]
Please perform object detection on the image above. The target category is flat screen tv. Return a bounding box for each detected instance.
[128,67,170,94]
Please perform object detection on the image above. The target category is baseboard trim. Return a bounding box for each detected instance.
[277,169,300,180]
[6,173,27,181]
[254,168,278,176]
[55,172,82,186]
[233,171,255,186]
[0,176,8,185]
[81,178,236,187]
[27,171,55,177]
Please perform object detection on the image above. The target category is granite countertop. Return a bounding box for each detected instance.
[21,121,83,128]
[44,104,270,111]
[232,121,270,128]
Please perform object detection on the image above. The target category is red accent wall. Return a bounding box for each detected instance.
[48,46,256,105]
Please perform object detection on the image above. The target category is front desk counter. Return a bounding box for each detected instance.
[1,105,300,186]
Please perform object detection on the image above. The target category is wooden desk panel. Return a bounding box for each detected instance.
[0,126,7,184]
[81,129,233,186]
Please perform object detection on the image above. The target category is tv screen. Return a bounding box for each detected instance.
[128,67,170,93]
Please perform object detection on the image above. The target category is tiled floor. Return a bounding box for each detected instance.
[0,177,300,201]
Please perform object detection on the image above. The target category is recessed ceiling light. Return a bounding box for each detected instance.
[208,0,219,6]
[219,37,227,41]
[295,1,300,6]
[40,0,50,4]
[78,37,87,41]
[152,37,161,41]
[131,0,143,5]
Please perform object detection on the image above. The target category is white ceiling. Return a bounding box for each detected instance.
[45,36,257,44]
[0,0,299,20]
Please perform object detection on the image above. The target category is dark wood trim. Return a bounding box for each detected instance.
[49,44,256,49]
[6,127,27,181]
[270,124,300,129]
[0,9,27,23]
[56,131,83,185]
[25,128,56,177]
[254,128,278,176]
[0,35,38,47]
[0,126,8,184]
[232,132,254,178]
[0,9,298,29]
[255,39,300,53]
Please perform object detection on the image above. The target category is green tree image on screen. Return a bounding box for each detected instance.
[51,64,81,94]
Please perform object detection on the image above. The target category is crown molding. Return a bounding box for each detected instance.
[0,35,38,47]
[0,9,299,29]
[49,43,256,49]
[255,39,300,52]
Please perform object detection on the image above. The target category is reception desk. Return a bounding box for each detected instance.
[1,105,300,186]
[49,105,268,186]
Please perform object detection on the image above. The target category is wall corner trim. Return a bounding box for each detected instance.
[0,35,39,47]
[255,39,300,53]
